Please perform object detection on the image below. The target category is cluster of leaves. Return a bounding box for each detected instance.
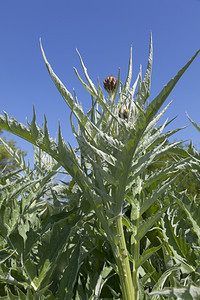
[0,35,200,299]
[0,145,122,299]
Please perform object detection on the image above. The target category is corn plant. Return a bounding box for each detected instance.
[0,35,199,299]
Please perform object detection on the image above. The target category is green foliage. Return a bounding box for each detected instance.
[0,35,200,299]
[0,128,26,173]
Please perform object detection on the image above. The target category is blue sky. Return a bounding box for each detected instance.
[1,0,200,162]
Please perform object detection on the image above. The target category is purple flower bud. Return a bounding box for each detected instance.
[103,75,118,93]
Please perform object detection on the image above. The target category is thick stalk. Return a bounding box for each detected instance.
[132,225,139,297]
[131,180,141,298]
[111,216,136,300]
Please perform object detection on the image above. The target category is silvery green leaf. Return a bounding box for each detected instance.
[76,49,98,98]
[135,207,168,241]
[145,49,200,122]
[187,113,200,133]
[150,284,200,300]
[122,45,132,95]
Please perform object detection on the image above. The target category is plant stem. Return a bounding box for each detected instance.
[132,194,140,298]
[132,241,139,298]
[111,216,136,300]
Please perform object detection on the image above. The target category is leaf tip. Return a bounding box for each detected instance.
[76,48,81,57]
[40,39,48,64]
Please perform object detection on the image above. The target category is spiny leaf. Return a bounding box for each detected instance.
[135,207,168,241]
[143,159,186,189]
[150,284,200,300]
[40,40,99,140]
[77,135,120,169]
[57,240,82,300]
[113,68,121,103]
[171,191,200,238]
[74,67,96,97]
[150,264,181,296]
[136,244,163,269]
[141,101,172,145]
[135,33,153,109]
[145,49,200,122]
[123,46,132,95]
[187,113,200,133]
[162,212,196,273]
[76,48,98,98]
[140,176,178,215]
[143,32,153,92]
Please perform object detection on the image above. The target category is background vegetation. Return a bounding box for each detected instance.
[0,129,26,173]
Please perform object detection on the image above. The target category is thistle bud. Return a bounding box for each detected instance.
[119,108,129,119]
[103,75,118,93]
[122,109,129,119]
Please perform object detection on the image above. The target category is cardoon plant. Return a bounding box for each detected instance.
[0,34,199,299]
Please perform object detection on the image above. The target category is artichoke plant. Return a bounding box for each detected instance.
[0,34,199,299]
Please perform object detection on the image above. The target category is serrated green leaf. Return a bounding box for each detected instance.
[8,227,24,254]
[74,67,96,97]
[171,191,200,239]
[57,240,82,300]
[145,49,200,123]
[94,264,113,298]
[136,244,163,269]
[122,46,132,96]
[162,213,196,273]
[5,286,19,300]
[150,284,200,300]
[143,32,153,92]
[187,113,200,133]
[135,207,168,241]
[150,264,181,297]
[76,49,98,98]
[140,175,179,215]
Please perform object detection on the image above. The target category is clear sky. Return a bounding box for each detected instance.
[1,0,200,162]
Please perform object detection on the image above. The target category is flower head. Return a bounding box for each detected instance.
[122,109,129,119]
[103,75,118,93]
